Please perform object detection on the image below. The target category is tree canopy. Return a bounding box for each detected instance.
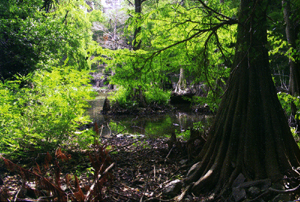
[0,0,104,153]
[0,0,103,81]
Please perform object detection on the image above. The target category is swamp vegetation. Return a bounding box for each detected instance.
[1,0,300,201]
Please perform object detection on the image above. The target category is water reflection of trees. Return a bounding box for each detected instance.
[98,113,212,138]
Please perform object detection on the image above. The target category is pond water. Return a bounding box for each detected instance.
[87,93,212,139]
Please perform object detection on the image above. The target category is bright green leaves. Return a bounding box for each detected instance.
[89,9,105,23]
[111,0,238,109]
[0,0,105,155]
[42,0,96,70]
[268,32,288,59]
[277,92,300,118]
[0,67,96,154]
[0,0,100,80]
[107,48,171,107]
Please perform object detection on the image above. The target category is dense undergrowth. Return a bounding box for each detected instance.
[0,67,97,157]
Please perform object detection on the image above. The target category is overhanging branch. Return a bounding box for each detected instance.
[120,14,237,80]
[197,0,237,22]
[141,19,237,71]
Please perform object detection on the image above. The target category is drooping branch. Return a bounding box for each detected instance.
[117,17,237,82]
[140,19,237,73]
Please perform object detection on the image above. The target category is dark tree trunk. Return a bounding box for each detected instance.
[133,0,142,50]
[132,0,147,106]
[282,0,300,129]
[184,0,300,197]
[283,0,300,96]
[138,85,147,107]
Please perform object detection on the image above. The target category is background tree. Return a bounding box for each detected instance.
[108,0,236,109]
[282,0,300,128]
[0,0,100,81]
[132,0,145,50]
[181,0,300,198]
[0,0,41,81]
[0,0,103,154]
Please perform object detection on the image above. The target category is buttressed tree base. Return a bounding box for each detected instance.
[183,0,300,198]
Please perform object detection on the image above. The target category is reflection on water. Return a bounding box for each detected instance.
[87,94,212,138]
[87,93,108,124]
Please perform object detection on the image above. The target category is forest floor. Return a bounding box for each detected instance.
[0,134,196,202]
[1,132,300,201]
[101,135,192,201]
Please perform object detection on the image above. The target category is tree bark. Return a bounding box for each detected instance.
[133,0,142,50]
[282,0,300,128]
[282,0,300,96]
[132,0,146,106]
[184,0,300,197]
[175,68,187,94]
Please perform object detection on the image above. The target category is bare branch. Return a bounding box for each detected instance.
[126,0,134,6]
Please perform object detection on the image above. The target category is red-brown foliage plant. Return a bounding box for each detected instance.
[0,145,114,201]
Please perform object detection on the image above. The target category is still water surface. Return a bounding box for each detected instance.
[87,93,212,138]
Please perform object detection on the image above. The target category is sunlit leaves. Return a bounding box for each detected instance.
[0,0,100,80]
[0,67,96,154]
[111,0,237,108]
[277,92,300,116]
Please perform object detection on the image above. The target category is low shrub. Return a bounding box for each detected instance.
[0,67,97,155]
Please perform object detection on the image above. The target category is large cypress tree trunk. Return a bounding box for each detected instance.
[184,0,300,196]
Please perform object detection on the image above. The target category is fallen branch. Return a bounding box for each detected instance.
[84,162,115,202]
[165,147,174,161]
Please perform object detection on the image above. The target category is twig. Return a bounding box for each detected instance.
[269,184,300,193]
[106,122,112,137]
[144,197,172,202]
[140,194,144,202]
[153,165,156,181]
[249,183,300,202]
[99,124,104,137]
[139,181,148,202]
[174,184,191,201]
[165,147,174,161]
[197,0,236,22]
[13,183,23,202]
[84,163,115,202]
[293,167,300,175]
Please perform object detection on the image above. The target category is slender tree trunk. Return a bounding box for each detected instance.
[138,85,147,107]
[282,0,300,129]
[282,0,300,96]
[184,0,300,197]
[133,0,142,50]
[131,0,146,106]
[175,67,187,94]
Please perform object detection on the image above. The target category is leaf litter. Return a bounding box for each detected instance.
[0,133,190,201]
